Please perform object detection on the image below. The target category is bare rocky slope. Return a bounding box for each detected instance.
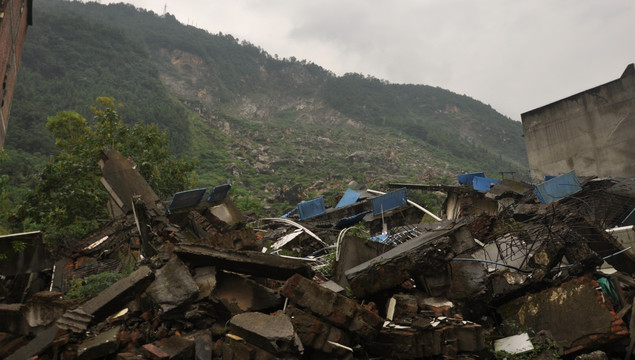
[5,0,529,215]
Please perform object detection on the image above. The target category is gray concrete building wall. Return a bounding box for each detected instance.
[521,64,635,181]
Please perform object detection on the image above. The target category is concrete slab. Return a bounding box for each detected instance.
[192,266,217,301]
[497,276,628,354]
[5,325,60,360]
[213,271,282,315]
[174,243,314,280]
[147,257,199,312]
[82,266,155,322]
[228,311,303,356]
[344,225,457,298]
[77,326,121,360]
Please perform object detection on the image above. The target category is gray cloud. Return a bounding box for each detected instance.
[99,0,635,120]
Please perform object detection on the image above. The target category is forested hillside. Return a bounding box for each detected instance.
[2,0,528,218]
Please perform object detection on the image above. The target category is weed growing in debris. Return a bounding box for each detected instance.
[347,223,370,240]
[65,271,126,301]
[491,341,560,360]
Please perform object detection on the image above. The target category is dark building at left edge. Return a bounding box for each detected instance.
[0,0,32,149]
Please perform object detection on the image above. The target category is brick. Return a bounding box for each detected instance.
[285,306,350,354]
[281,274,382,338]
[141,343,169,360]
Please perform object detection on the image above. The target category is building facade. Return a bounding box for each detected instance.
[521,64,635,181]
[0,0,32,149]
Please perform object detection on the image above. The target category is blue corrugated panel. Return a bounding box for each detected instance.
[544,175,556,181]
[168,188,207,214]
[534,170,582,204]
[458,172,485,185]
[371,188,408,216]
[334,211,371,229]
[207,183,232,202]
[298,197,326,220]
[472,176,501,191]
[335,189,360,208]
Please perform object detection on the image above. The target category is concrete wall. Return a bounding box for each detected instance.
[0,0,31,149]
[521,64,635,181]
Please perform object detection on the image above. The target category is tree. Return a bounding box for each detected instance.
[10,97,196,244]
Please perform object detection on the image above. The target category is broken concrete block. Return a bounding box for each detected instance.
[320,280,345,294]
[213,271,282,314]
[332,235,385,289]
[99,149,161,215]
[281,274,383,338]
[284,306,351,355]
[192,266,217,301]
[228,311,303,356]
[448,260,487,299]
[455,323,485,352]
[81,266,155,322]
[77,326,121,360]
[187,211,257,250]
[345,225,458,298]
[498,276,628,355]
[191,331,213,360]
[24,291,74,328]
[147,257,199,312]
[494,333,534,355]
[386,294,418,324]
[174,243,314,280]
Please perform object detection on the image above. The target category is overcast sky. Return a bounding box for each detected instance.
[97,0,634,121]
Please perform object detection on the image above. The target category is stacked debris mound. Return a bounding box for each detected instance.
[2,152,635,359]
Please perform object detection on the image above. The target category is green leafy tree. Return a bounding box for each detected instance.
[11,97,196,244]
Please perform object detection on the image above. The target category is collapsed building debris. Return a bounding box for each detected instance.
[2,149,635,359]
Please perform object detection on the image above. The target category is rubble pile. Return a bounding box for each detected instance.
[1,153,635,359]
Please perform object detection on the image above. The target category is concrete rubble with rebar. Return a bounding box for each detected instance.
[1,150,635,359]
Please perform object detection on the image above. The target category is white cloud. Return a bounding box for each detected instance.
[98,0,635,120]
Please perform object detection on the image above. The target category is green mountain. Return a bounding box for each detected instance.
[2,0,528,215]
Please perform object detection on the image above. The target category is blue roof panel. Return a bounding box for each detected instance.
[371,188,408,216]
[534,170,582,204]
[168,188,207,213]
[207,183,232,202]
[335,189,361,208]
[297,197,326,220]
[458,172,485,185]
